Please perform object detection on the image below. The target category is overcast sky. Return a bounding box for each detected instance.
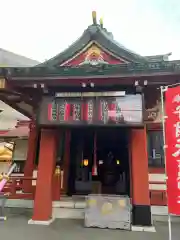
[0,0,180,62]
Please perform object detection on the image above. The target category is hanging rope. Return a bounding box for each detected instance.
[92,131,97,176]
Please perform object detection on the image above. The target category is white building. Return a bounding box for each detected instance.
[0,48,39,173]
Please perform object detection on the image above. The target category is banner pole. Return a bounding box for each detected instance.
[168,214,172,240]
[160,86,172,240]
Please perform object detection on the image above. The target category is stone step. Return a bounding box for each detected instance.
[4,199,180,222]
[52,207,84,219]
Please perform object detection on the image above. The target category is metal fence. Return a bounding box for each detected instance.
[84,194,131,230]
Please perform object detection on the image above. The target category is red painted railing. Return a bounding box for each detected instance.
[2,177,36,199]
[149,181,167,206]
[0,175,168,205]
[150,190,167,206]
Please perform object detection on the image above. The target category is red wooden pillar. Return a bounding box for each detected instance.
[30,129,56,224]
[131,128,151,226]
[23,123,37,192]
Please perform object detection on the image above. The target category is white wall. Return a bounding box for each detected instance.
[0,101,29,130]
[13,139,28,161]
[0,162,10,174]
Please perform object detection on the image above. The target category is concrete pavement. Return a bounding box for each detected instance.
[0,212,179,240]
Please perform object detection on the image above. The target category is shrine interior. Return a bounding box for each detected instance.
[67,127,130,196]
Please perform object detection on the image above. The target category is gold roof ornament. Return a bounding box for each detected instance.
[92,11,97,25]
[99,17,103,28]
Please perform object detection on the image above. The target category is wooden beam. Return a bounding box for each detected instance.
[0,89,38,108]
[12,87,42,105]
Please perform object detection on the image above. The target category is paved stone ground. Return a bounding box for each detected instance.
[0,211,179,240]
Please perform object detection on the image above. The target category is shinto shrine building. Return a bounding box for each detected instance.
[0,12,179,226]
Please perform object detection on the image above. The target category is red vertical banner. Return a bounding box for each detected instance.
[64,103,70,121]
[83,102,88,121]
[108,103,116,122]
[165,85,180,215]
[47,103,52,121]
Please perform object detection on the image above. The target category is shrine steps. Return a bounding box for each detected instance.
[4,198,180,222]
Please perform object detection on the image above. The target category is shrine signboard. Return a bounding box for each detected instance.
[165,86,180,215]
[37,92,143,126]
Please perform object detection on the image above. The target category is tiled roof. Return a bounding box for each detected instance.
[0,125,29,138]
[39,23,169,67]
[0,48,39,67]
